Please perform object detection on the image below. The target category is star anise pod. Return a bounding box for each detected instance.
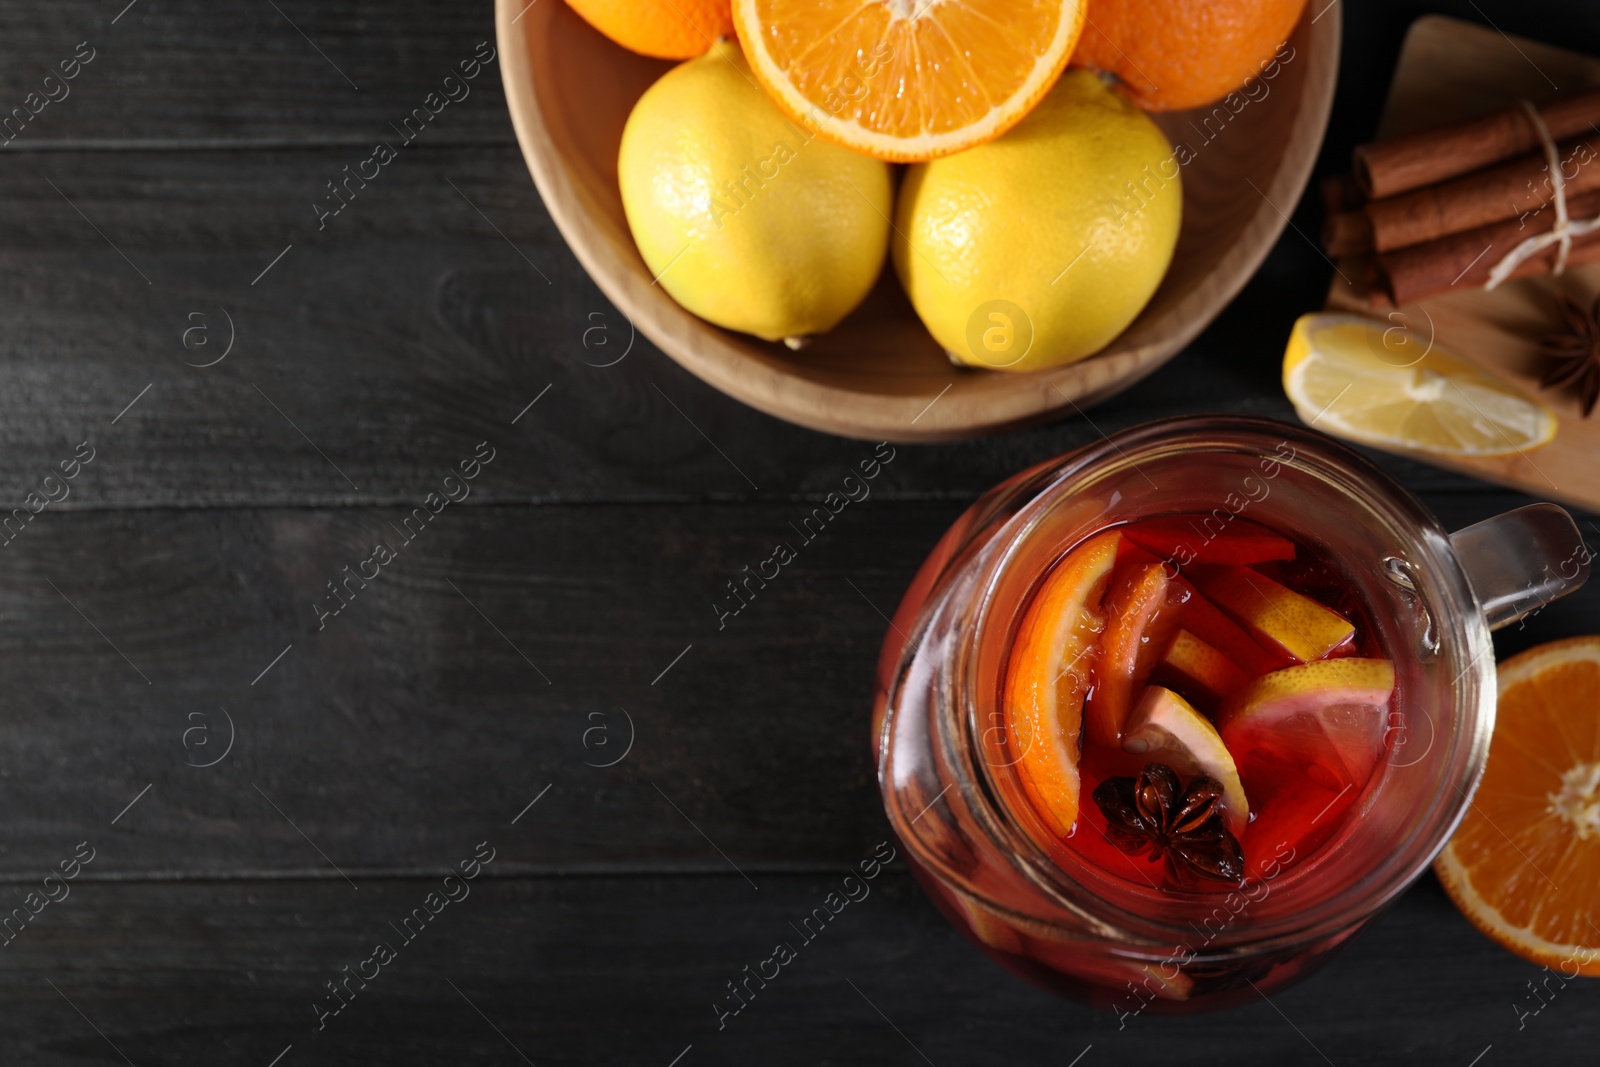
[1092,763,1244,885]
[1536,290,1600,418]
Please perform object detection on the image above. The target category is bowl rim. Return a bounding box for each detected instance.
[496,2,1342,442]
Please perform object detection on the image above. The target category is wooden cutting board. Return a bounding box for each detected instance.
[1325,15,1600,511]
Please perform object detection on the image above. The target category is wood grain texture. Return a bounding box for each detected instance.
[3,873,1596,1066]
[0,2,515,147]
[0,501,934,877]
[500,0,1340,440]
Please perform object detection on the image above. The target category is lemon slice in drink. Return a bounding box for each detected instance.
[1282,313,1556,457]
[1123,686,1249,836]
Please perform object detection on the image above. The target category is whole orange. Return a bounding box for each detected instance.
[563,0,733,60]
[1073,0,1308,111]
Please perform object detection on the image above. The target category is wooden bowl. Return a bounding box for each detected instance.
[497,2,1340,442]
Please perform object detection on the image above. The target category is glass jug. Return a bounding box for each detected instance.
[873,416,1590,1016]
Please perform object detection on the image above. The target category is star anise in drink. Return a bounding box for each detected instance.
[1092,763,1244,885]
[1537,290,1600,418]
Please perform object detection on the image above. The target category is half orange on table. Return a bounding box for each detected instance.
[1436,637,1600,975]
[731,0,1088,161]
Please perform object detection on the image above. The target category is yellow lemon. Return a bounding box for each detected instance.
[894,70,1181,372]
[618,40,893,344]
[1282,313,1557,456]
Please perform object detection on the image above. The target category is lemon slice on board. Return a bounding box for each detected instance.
[1282,313,1556,457]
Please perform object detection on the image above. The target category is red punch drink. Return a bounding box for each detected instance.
[962,512,1397,1009]
[873,418,1587,1014]
[1049,515,1393,894]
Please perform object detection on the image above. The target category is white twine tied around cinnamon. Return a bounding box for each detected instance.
[1485,100,1600,289]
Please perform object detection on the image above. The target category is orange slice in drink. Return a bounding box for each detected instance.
[1436,637,1600,975]
[1004,531,1120,838]
[1085,561,1171,749]
[730,0,1088,162]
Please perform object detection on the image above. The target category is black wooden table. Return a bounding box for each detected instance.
[2,2,1597,1064]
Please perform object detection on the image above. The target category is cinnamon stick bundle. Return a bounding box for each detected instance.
[1324,86,1600,306]
[1354,87,1600,198]
[1379,190,1600,305]
[1366,134,1600,252]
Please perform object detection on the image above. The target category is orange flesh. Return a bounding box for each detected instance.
[1084,561,1169,749]
[735,0,1086,160]
[1003,531,1120,837]
[1438,640,1600,973]
[753,0,1052,134]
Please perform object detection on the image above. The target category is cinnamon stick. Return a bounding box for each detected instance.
[1366,135,1600,252]
[1378,190,1600,305]
[1319,172,1364,214]
[1323,208,1374,257]
[1354,87,1600,199]
[1337,256,1394,309]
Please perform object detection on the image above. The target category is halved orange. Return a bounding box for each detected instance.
[1436,636,1600,975]
[1003,530,1120,838]
[730,0,1088,162]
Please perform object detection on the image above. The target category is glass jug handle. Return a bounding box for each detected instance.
[1449,503,1591,631]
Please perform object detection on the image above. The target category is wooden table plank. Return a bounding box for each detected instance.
[0,499,928,876]
[0,1,514,148]
[4,872,1594,1066]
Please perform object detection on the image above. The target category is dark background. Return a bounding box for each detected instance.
[0,1,1596,1064]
